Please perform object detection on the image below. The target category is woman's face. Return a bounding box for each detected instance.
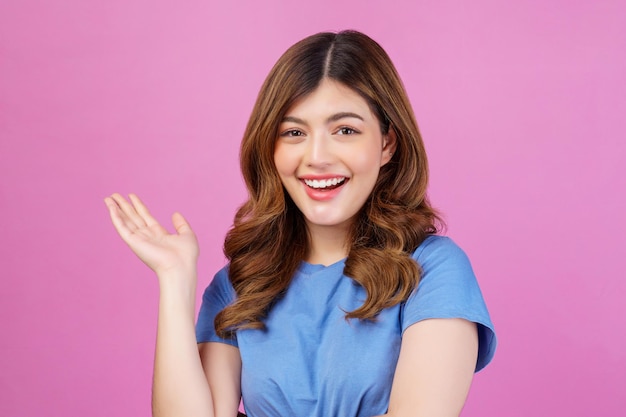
[274,79,395,233]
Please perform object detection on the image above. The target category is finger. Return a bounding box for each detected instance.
[172,212,194,236]
[111,193,147,229]
[128,193,160,228]
[104,196,135,240]
[107,194,139,233]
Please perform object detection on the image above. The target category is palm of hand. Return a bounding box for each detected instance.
[105,193,199,275]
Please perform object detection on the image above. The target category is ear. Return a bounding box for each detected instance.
[380,126,398,167]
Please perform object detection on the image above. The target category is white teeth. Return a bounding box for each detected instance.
[303,177,346,189]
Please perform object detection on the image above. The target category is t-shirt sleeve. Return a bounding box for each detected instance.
[195,266,238,347]
[401,236,497,372]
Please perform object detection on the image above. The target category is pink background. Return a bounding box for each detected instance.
[1,1,624,416]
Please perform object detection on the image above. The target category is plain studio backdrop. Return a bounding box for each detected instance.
[1,1,624,416]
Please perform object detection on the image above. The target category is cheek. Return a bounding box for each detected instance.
[273,146,296,178]
[350,147,383,174]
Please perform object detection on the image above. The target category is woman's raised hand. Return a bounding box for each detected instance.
[104,193,199,278]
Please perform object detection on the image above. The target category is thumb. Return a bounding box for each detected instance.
[171,212,194,235]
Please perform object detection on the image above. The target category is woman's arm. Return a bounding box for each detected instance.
[105,193,239,417]
[152,267,215,417]
[378,318,479,417]
[199,342,242,417]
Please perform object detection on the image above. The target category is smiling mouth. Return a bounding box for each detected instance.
[303,177,347,190]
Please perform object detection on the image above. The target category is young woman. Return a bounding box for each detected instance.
[105,30,496,417]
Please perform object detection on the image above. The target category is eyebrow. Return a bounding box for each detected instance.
[281,112,364,125]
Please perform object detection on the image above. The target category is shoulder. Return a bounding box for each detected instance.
[412,235,469,264]
[201,264,236,305]
[408,235,483,304]
[411,235,475,281]
[196,264,238,345]
[407,235,479,303]
[404,235,497,371]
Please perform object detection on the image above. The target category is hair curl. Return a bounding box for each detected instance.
[215,30,442,337]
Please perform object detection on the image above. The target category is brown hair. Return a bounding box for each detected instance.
[215,30,442,336]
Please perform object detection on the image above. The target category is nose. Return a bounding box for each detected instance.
[304,133,334,168]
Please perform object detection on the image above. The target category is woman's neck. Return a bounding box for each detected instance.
[305,223,350,266]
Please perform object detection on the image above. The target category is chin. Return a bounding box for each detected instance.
[304,214,355,229]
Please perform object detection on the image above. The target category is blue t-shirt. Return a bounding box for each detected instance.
[196,235,496,417]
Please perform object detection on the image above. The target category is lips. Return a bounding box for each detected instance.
[299,176,349,201]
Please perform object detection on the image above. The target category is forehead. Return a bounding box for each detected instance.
[284,79,375,121]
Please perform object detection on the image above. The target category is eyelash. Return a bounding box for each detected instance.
[337,127,358,135]
[279,126,360,137]
[280,129,305,137]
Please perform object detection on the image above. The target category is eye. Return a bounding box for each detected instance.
[280,129,305,137]
[337,127,358,135]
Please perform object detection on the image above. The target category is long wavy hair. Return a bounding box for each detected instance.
[215,30,442,337]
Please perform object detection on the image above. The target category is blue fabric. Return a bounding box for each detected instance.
[196,235,496,417]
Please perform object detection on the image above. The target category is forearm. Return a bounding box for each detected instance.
[104,195,213,415]
[152,269,214,417]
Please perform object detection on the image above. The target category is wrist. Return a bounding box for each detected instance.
[157,267,198,299]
